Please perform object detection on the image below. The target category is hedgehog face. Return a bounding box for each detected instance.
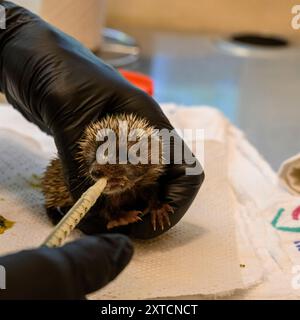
[77,114,165,195]
[89,162,163,195]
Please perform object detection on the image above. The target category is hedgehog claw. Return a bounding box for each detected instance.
[107,210,143,229]
[150,204,174,231]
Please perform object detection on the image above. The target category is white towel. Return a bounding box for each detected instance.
[10,103,300,299]
[0,104,265,299]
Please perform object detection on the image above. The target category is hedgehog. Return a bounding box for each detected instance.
[42,114,174,231]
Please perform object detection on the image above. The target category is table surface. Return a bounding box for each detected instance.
[122,28,300,170]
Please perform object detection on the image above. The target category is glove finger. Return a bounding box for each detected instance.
[59,234,133,295]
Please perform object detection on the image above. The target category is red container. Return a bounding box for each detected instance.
[119,69,154,96]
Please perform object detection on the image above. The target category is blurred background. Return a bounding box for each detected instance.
[6,0,300,169]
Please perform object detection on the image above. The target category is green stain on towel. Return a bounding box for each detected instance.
[26,174,42,190]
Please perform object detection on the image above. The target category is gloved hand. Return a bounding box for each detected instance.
[0,1,204,238]
[0,234,133,300]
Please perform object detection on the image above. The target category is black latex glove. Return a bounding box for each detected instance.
[0,1,205,238]
[0,234,133,300]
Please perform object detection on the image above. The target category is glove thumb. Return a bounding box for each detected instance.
[59,234,133,297]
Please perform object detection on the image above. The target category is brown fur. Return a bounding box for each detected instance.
[42,158,73,208]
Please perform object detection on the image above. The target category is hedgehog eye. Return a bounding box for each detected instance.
[90,168,104,180]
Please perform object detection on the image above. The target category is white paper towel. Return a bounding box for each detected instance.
[0,104,264,299]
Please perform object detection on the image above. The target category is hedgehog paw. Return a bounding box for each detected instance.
[107,210,143,229]
[150,204,174,231]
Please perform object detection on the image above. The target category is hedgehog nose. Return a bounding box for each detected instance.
[90,168,104,180]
